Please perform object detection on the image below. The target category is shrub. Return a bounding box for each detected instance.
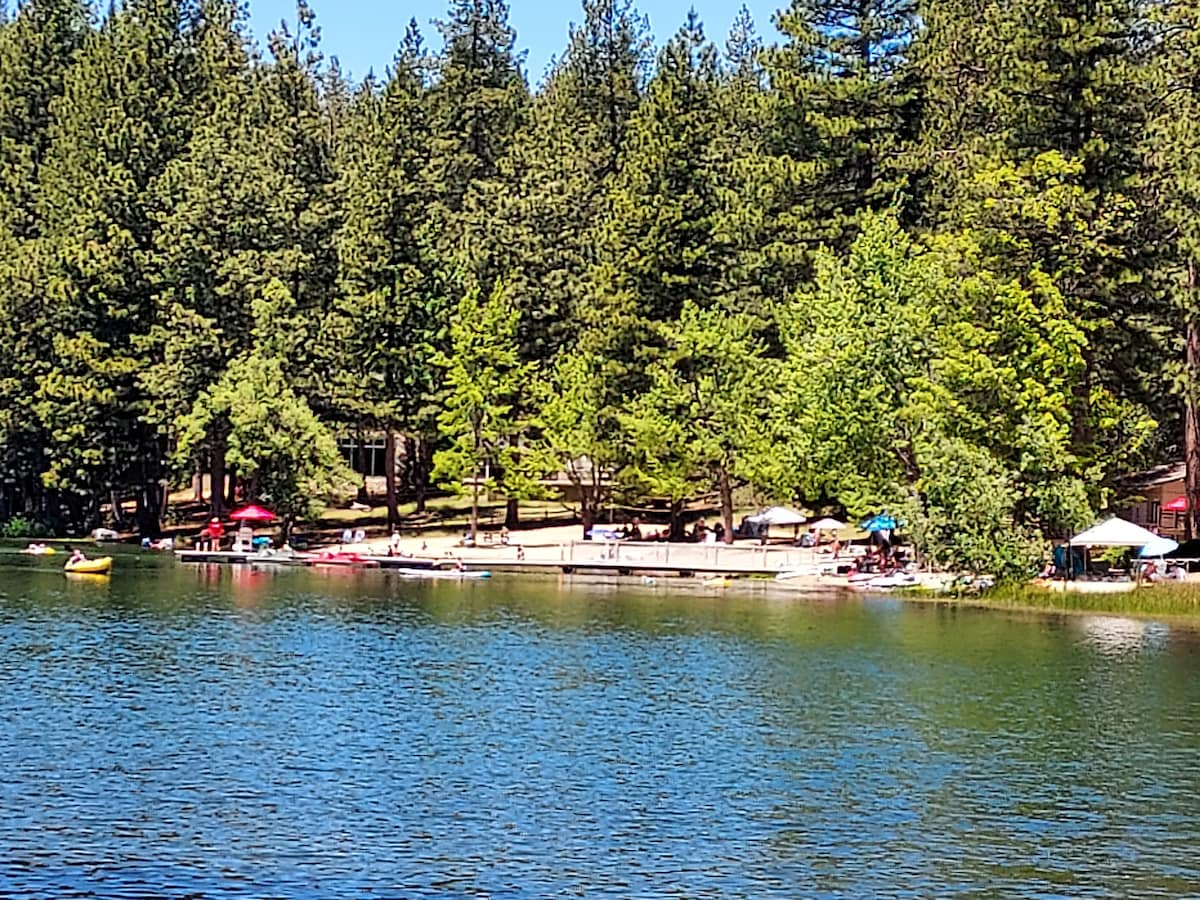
[1,515,50,539]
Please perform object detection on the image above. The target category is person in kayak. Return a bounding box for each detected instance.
[69,548,87,565]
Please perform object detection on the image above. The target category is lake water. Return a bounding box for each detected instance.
[2,555,1199,897]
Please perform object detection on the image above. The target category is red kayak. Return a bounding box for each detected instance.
[311,551,380,568]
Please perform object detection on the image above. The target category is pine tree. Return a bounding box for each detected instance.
[427,0,527,265]
[36,0,198,533]
[589,11,726,379]
[328,23,444,527]
[764,0,920,249]
[478,0,650,361]
[259,0,339,398]
[0,0,88,525]
[1142,0,1200,536]
[146,0,270,515]
[0,0,89,240]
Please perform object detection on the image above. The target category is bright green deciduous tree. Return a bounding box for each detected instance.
[433,281,536,541]
[175,279,355,540]
[622,301,781,542]
[777,212,1102,576]
[534,348,626,540]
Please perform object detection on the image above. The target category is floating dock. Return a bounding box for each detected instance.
[175,541,848,580]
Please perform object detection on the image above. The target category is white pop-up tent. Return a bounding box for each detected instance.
[1069,516,1160,548]
[747,506,807,526]
[1068,516,1165,581]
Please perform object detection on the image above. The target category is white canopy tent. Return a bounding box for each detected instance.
[1069,516,1160,548]
[747,506,807,526]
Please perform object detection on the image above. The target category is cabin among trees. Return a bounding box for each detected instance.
[1119,464,1189,539]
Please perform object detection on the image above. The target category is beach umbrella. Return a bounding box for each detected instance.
[808,516,846,531]
[861,514,898,533]
[1140,535,1179,558]
[229,504,276,521]
[746,506,807,526]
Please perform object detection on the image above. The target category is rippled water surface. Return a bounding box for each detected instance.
[2,555,1200,897]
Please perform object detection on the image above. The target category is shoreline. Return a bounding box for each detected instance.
[13,526,1200,625]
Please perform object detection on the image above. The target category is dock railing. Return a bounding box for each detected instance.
[561,540,816,574]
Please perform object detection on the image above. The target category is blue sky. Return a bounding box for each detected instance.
[246,1,777,84]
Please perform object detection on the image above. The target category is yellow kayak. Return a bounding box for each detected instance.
[64,556,113,575]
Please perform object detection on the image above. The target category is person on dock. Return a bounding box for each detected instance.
[199,517,224,551]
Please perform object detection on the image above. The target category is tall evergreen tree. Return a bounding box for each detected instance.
[36,0,198,532]
[589,11,726,380]
[146,0,281,514]
[479,0,650,362]
[427,0,527,267]
[764,0,919,250]
[1142,0,1200,536]
[0,0,88,525]
[328,23,444,526]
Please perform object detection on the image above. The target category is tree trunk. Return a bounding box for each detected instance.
[1186,261,1200,540]
[470,463,480,542]
[669,498,685,541]
[384,429,399,531]
[226,467,238,508]
[580,491,595,540]
[414,437,430,514]
[136,481,163,538]
[505,497,519,529]
[356,435,369,503]
[717,466,734,544]
[210,440,226,517]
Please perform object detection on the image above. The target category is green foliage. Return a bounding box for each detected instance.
[0,0,1188,570]
[175,288,356,536]
[1,515,50,538]
[621,301,782,538]
[778,212,1098,575]
[433,280,537,535]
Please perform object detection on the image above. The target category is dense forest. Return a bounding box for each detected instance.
[1,0,1198,573]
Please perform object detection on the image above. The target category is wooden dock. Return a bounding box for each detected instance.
[175,541,839,579]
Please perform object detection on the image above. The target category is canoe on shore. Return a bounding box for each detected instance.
[64,556,112,575]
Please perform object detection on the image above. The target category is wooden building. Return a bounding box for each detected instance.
[1118,462,1187,538]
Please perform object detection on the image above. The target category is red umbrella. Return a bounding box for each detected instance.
[1164,496,1190,512]
[229,504,276,521]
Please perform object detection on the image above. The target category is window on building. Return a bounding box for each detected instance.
[338,436,389,477]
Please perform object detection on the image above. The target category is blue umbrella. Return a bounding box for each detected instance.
[861,514,898,532]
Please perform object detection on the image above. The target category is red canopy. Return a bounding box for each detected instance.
[229,504,276,521]
[1164,496,1190,512]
